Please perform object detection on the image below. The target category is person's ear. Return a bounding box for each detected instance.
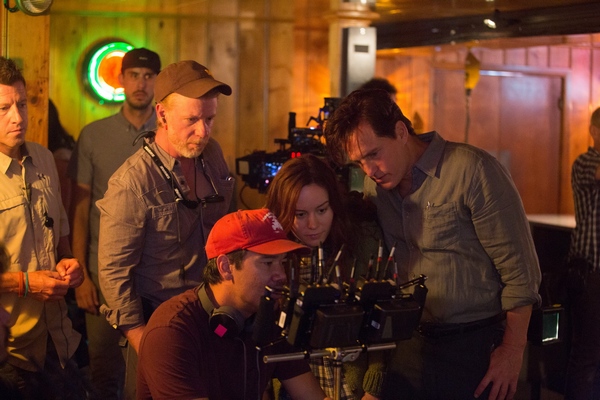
[217,254,233,281]
[156,103,167,125]
[395,120,409,142]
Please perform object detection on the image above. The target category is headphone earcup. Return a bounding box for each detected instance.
[209,306,245,339]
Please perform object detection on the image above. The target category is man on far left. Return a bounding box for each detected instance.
[0,56,87,399]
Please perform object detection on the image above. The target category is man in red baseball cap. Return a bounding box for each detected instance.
[137,209,330,399]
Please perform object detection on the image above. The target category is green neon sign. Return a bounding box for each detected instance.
[85,41,133,103]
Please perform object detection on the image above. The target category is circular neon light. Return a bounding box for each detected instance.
[86,41,133,103]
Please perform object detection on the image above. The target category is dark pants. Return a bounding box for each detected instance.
[565,268,600,399]
[0,337,92,400]
[121,337,138,400]
[85,273,125,400]
[381,321,505,400]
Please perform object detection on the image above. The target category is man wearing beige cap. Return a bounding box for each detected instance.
[97,60,235,399]
[137,209,331,400]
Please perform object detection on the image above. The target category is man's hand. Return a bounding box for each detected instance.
[474,305,532,400]
[55,257,84,288]
[27,270,72,301]
[362,393,380,400]
[125,325,146,354]
[75,277,100,315]
[474,343,523,400]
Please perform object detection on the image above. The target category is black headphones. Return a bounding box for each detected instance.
[198,283,248,339]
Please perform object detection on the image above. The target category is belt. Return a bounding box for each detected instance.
[418,312,506,339]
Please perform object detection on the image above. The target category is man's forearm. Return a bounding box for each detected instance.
[502,304,533,351]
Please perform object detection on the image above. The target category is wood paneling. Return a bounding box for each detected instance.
[1,10,50,146]
[49,0,297,210]
[42,0,600,214]
[377,37,600,215]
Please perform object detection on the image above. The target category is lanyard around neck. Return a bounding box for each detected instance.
[142,141,199,208]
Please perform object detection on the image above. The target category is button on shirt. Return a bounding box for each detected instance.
[0,142,80,371]
[364,131,541,324]
[97,138,234,331]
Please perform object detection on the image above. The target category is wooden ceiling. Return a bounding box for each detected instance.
[371,0,600,49]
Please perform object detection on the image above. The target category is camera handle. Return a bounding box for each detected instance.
[263,342,396,400]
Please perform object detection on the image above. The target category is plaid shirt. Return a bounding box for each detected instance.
[280,256,354,399]
[570,147,600,270]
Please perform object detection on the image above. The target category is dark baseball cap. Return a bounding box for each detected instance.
[121,48,161,75]
[154,60,232,103]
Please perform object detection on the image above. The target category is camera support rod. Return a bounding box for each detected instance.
[263,342,397,400]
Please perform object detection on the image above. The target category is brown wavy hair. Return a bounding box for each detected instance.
[265,154,350,253]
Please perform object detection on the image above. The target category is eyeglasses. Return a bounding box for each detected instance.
[141,139,224,210]
[178,156,225,209]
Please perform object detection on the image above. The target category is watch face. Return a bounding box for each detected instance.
[17,0,53,16]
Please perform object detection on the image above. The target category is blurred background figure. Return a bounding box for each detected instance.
[359,77,398,103]
[47,99,75,212]
[564,107,600,400]
[68,47,161,400]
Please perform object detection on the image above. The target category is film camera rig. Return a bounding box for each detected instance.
[235,98,341,193]
[252,251,427,400]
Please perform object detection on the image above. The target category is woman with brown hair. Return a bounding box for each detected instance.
[265,154,385,400]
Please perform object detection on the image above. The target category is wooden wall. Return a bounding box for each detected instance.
[0,7,50,146]
[6,0,596,214]
[375,35,600,215]
[49,0,301,209]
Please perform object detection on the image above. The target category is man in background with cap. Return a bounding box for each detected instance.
[67,47,161,400]
[97,60,235,399]
[137,208,330,400]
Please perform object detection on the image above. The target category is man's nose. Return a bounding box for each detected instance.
[272,261,287,281]
[195,123,209,138]
[362,161,378,178]
[9,105,24,123]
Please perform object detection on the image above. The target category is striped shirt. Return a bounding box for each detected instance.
[570,147,600,270]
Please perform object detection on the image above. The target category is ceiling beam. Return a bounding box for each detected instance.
[375,2,600,49]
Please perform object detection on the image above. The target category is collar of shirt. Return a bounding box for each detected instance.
[408,131,445,194]
[0,142,35,174]
[117,107,157,133]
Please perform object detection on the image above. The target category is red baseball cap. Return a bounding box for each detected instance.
[205,209,309,259]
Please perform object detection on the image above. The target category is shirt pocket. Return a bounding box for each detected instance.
[206,176,235,221]
[148,202,180,244]
[0,195,27,241]
[422,202,459,250]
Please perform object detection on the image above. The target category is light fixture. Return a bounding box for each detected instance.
[483,18,497,29]
[83,41,134,104]
[3,0,53,16]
